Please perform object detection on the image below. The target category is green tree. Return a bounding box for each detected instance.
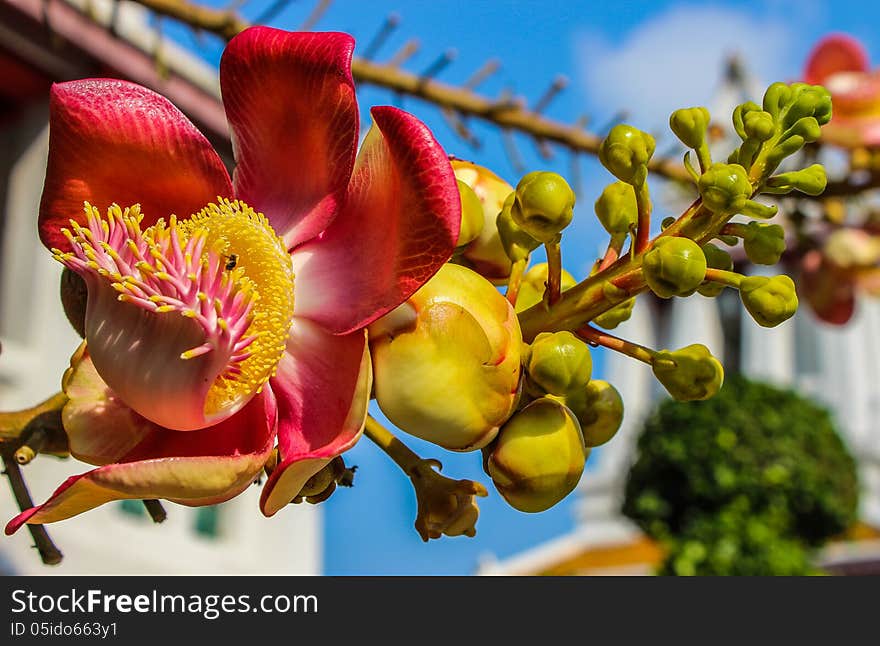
[622,374,859,575]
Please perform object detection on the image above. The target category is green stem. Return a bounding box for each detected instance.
[364,416,423,476]
[704,268,744,289]
[505,258,528,306]
[577,325,657,365]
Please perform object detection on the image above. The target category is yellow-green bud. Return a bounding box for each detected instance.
[669,107,710,149]
[511,171,576,243]
[740,275,798,327]
[698,162,752,216]
[732,101,762,140]
[497,192,541,262]
[599,124,656,186]
[697,243,734,297]
[487,397,587,513]
[565,380,624,447]
[765,164,827,196]
[456,179,485,248]
[781,83,832,129]
[524,331,592,398]
[451,159,515,284]
[369,264,522,451]
[643,237,707,298]
[593,297,636,329]
[515,262,577,313]
[652,344,724,402]
[594,181,638,235]
[743,110,775,142]
[742,221,785,265]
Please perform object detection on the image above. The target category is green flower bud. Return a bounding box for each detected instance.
[510,171,576,243]
[525,331,592,398]
[451,159,515,284]
[565,380,624,447]
[599,124,656,186]
[740,275,798,327]
[784,116,822,143]
[593,297,636,329]
[497,192,541,262]
[652,344,724,402]
[594,181,638,235]
[369,264,522,451]
[643,237,707,299]
[742,221,785,265]
[455,179,485,248]
[732,101,763,140]
[669,107,711,149]
[781,83,832,129]
[698,162,752,216]
[514,262,577,313]
[697,243,733,297]
[762,83,792,120]
[487,397,587,513]
[765,164,827,196]
[743,110,775,142]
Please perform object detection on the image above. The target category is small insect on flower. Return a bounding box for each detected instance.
[225,254,238,270]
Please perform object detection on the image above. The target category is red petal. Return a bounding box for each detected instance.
[5,389,277,534]
[220,27,359,249]
[801,251,856,325]
[804,34,870,84]
[39,79,232,253]
[291,107,460,334]
[260,320,371,516]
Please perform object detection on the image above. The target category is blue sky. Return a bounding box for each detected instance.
[169,0,880,574]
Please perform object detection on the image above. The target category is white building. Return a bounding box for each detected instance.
[0,0,320,575]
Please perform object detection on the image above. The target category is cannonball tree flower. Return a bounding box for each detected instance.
[804,34,880,148]
[6,26,459,534]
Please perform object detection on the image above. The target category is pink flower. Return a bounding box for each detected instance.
[804,34,880,148]
[6,26,459,534]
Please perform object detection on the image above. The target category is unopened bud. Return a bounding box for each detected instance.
[452,159,515,283]
[594,181,638,235]
[740,275,798,327]
[593,297,636,329]
[599,124,656,186]
[669,107,711,149]
[487,397,587,513]
[456,179,485,248]
[370,264,522,451]
[698,162,752,216]
[742,222,785,265]
[565,380,624,447]
[497,192,541,262]
[511,171,576,243]
[643,237,707,298]
[524,331,592,398]
[743,110,775,142]
[765,164,827,196]
[652,344,724,401]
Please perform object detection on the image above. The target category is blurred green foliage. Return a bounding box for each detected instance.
[622,374,859,575]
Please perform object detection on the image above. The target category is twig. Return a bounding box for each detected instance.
[2,452,63,565]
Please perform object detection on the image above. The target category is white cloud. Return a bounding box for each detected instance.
[574,4,803,130]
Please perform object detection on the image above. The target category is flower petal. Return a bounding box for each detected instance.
[260,319,371,516]
[220,27,359,249]
[39,79,232,253]
[5,388,277,534]
[291,106,460,334]
[804,34,870,85]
